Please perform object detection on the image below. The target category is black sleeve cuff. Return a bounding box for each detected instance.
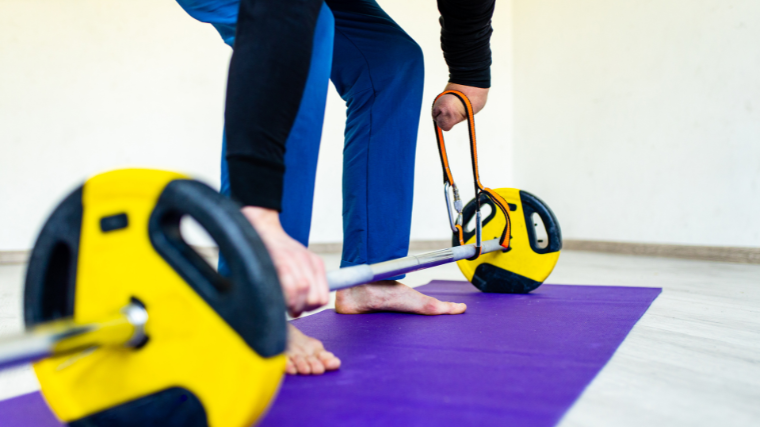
[448,64,491,88]
[227,156,285,211]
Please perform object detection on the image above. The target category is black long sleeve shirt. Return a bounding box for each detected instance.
[225,0,495,210]
[438,0,495,88]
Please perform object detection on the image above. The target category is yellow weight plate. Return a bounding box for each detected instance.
[26,169,286,427]
[456,188,562,293]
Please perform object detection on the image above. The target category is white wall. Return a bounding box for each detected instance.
[0,0,514,250]
[5,0,758,252]
[0,0,229,250]
[513,0,760,247]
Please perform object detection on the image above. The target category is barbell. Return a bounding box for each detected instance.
[0,168,561,427]
[0,93,561,426]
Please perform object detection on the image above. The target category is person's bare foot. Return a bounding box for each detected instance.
[335,280,467,315]
[285,324,341,375]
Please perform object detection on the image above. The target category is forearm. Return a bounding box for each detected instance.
[225,0,323,210]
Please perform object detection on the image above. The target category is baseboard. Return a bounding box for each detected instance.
[563,239,760,264]
[0,251,28,265]
[0,241,456,265]
[308,242,343,254]
[312,239,760,265]
[2,240,758,265]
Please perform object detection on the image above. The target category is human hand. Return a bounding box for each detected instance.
[241,206,329,317]
[432,83,489,131]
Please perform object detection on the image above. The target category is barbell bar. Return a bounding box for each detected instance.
[0,237,502,370]
[0,303,148,370]
[327,237,504,291]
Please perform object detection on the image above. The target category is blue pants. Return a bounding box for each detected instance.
[177,0,424,273]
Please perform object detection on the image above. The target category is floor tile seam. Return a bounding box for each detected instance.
[628,336,760,358]
[607,353,760,379]
[658,294,760,306]
[649,305,760,316]
[612,347,760,369]
[637,321,760,342]
[641,313,760,331]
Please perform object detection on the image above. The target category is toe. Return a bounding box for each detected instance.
[421,298,452,315]
[318,351,341,371]
[307,356,325,375]
[419,298,467,315]
[448,302,467,314]
[292,355,311,375]
[285,359,297,375]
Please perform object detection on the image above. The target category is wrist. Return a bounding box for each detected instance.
[241,206,285,237]
[444,83,489,114]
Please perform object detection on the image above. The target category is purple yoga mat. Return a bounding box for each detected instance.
[0,282,659,427]
[0,389,61,426]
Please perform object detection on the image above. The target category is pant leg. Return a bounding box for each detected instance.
[175,0,239,46]
[326,0,424,271]
[277,4,334,246]
[219,3,335,274]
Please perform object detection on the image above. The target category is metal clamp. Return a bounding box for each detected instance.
[444,182,482,248]
[444,182,463,233]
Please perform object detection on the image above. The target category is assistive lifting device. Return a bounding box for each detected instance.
[330,90,562,292]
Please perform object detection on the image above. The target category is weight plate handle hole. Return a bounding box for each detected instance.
[531,212,549,249]
[179,215,219,273]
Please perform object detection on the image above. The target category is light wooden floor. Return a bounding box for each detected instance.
[1,250,758,426]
